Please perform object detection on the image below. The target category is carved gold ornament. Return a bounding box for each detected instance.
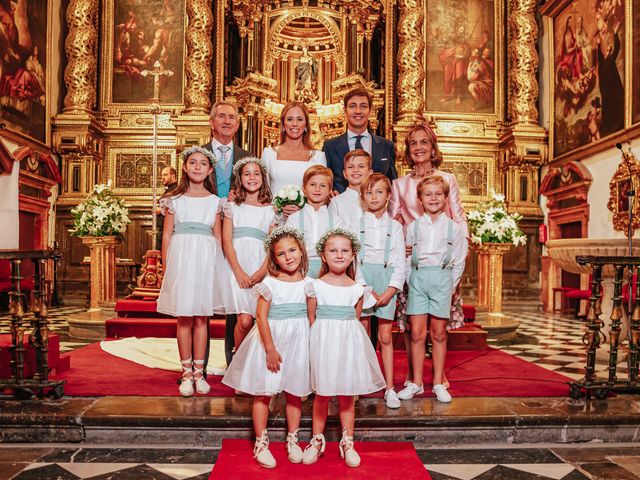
[607,149,640,236]
[185,0,213,114]
[397,0,425,121]
[63,0,99,113]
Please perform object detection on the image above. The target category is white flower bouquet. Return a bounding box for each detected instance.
[273,184,306,213]
[467,190,526,247]
[70,180,131,237]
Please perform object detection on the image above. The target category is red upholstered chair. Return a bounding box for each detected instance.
[565,275,602,318]
[622,274,638,312]
[0,260,34,310]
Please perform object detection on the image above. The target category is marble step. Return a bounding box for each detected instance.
[3,395,640,447]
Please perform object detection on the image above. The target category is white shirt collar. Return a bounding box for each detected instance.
[347,129,371,140]
[364,211,388,222]
[421,212,446,224]
[211,138,233,150]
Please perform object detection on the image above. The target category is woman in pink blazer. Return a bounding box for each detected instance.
[388,123,468,390]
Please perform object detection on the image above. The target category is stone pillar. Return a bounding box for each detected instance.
[184,0,214,115]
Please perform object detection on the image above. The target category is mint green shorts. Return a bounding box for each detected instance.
[361,263,397,320]
[406,265,453,319]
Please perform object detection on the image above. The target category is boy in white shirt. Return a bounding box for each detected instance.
[398,175,467,404]
[285,165,339,278]
[328,149,373,226]
[350,173,405,409]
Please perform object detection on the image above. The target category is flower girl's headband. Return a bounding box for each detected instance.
[233,157,268,176]
[264,226,306,253]
[315,228,362,256]
[181,146,218,167]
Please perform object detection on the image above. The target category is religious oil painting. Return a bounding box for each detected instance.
[111,0,185,104]
[633,0,640,124]
[0,0,49,144]
[425,0,496,114]
[551,0,625,158]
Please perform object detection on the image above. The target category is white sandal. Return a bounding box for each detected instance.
[302,432,326,465]
[339,427,361,468]
[179,358,194,397]
[253,430,276,468]
[286,428,303,463]
[193,360,210,395]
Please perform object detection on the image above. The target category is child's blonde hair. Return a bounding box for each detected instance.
[344,149,372,170]
[359,172,392,206]
[302,165,334,205]
[265,229,308,277]
[416,175,450,198]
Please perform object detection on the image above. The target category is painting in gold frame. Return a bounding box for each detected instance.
[607,151,640,235]
[424,0,498,115]
[100,0,186,112]
[0,0,51,145]
[543,0,626,161]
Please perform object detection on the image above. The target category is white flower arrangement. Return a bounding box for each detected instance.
[468,189,526,247]
[315,227,362,256]
[263,226,305,253]
[273,184,306,213]
[70,180,131,237]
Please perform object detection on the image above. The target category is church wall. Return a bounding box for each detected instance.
[0,140,20,250]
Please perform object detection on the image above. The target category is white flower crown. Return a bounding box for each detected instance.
[181,146,218,167]
[315,227,362,256]
[263,226,306,253]
[233,156,268,176]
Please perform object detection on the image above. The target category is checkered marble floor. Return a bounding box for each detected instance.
[490,310,624,382]
[0,306,91,353]
[3,445,607,480]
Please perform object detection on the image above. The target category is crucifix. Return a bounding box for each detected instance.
[141,61,174,103]
[140,61,173,251]
[129,62,173,297]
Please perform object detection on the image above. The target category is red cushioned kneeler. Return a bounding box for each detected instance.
[0,334,65,379]
[106,318,226,339]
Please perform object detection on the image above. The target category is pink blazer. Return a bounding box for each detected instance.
[388,170,469,238]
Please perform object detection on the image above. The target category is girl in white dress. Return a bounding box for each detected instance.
[222,227,311,469]
[285,165,340,278]
[157,146,224,397]
[222,158,276,352]
[261,101,326,202]
[303,229,385,468]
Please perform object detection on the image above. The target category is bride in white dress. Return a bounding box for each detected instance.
[262,101,326,206]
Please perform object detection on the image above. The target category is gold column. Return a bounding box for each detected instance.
[395,0,425,151]
[62,0,99,114]
[81,236,120,310]
[475,243,513,313]
[502,0,547,217]
[507,0,539,125]
[184,0,214,115]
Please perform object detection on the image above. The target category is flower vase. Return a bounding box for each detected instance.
[81,236,121,310]
[474,243,512,314]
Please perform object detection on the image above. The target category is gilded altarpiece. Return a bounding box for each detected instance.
[53,0,546,298]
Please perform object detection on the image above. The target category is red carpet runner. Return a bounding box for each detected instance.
[54,343,571,397]
[209,440,431,479]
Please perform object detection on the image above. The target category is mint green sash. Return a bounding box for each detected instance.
[316,305,356,320]
[268,303,307,320]
[174,222,213,236]
[233,227,266,241]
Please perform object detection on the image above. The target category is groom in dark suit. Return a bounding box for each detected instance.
[323,87,398,193]
[202,100,251,368]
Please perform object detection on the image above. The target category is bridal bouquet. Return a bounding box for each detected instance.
[467,190,526,247]
[70,180,131,237]
[273,184,306,213]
